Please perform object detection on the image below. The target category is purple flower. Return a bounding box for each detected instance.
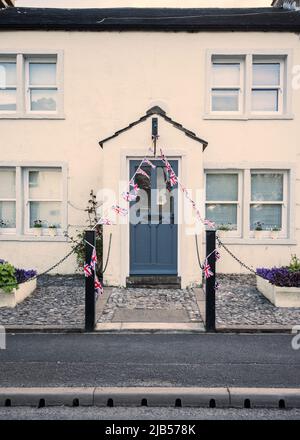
[256,267,300,288]
[15,268,37,283]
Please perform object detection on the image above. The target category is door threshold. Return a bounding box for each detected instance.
[95,322,205,333]
[126,275,181,289]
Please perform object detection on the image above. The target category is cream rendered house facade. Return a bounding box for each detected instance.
[0,6,300,288]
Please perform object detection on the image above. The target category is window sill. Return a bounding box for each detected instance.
[203,113,294,121]
[0,113,65,120]
[0,235,68,242]
[212,237,297,245]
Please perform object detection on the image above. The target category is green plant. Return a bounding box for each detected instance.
[271,226,281,232]
[68,190,103,277]
[33,220,43,228]
[0,262,18,293]
[48,224,57,229]
[254,221,263,231]
[0,219,7,228]
[218,224,231,231]
[288,254,300,272]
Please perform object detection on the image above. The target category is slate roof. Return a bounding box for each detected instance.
[99,106,208,150]
[1,7,300,32]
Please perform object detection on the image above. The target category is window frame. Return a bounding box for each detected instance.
[205,50,292,120]
[0,163,67,240]
[0,56,17,114]
[25,57,58,115]
[0,50,64,119]
[249,169,288,238]
[250,57,285,116]
[23,167,64,235]
[210,56,245,116]
[0,167,17,234]
[204,164,293,243]
[205,170,243,238]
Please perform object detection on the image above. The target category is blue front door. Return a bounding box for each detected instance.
[130,160,178,275]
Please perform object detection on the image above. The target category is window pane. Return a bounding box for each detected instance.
[250,204,282,230]
[251,173,283,201]
[29,201,61,228]
[0,89,16,111]
[212,89,239,111]
[29,169,62,199]
[0,201,16,228]
[251,89,278,112]
[30,89,57,111]
[29,63,56,86]
[0,62,16,87]
[206,174,238,201]
[253,63,280,86]
[0,169,16,198]
[206,204,237,230]
[212,63,240,86]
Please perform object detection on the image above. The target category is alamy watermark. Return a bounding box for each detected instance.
[0,325,6,350]
[291,325,300,350]
[0,65,6,89]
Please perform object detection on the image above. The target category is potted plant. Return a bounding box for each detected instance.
[0,259,37,308]
[0,220,7,233]
[217,224,231,238]
[254,221,264,239]
[256,255,300,307]
[48,224,57,237]
[33,219,43,236]
[270,225,281,239]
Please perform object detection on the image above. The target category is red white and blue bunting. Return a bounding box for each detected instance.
[83,243,103,298]
[91,146,221,284]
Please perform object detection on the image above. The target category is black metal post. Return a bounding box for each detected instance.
[85,230,96,332]
[205,229,216,332]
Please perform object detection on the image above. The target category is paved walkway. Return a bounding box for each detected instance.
[0,274,300,329]
[97,287,202,326]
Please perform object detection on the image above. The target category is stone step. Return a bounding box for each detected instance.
[126,276,181,289]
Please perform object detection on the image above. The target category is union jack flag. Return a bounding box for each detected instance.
[203,261,214,279]
[204,219,216,228]
[112,205,128,216]
[90,247,97,271]
[136,168,150,179]
[130,182,139,194]
[98,218,114,225]
[122,191,137,202]
[94,275,103,296]
[143,158,156,169]
[84,264,92,278]
[169,170,178,187]
[215,251,221,260]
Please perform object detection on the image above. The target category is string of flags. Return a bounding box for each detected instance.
[90,145,221,287]
[84,244,104,299]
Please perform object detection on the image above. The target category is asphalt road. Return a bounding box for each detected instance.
[0,333,299,387]
[0,407,300,420]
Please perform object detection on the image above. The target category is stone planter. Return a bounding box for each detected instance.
[254,230,264,239]
[48,228,57,237]
[270,230,280,240]
[0,278,37,308]
[33,228,42,237]
[256,276,300,308]
[217,230,228,238]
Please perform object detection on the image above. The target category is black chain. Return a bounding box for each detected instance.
[216,235,264,278]
[0,245,79,289]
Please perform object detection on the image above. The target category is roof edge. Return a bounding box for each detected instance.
[99,106,208,151]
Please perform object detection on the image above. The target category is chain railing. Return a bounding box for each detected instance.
[216,234,265,279]
[0,245,79,289]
